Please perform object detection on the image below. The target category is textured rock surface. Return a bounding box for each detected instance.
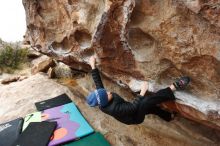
[0,73,220,146]
[31,55,55,74]
[23,0,220,129]
[181,0,220,27]
[54,62,75,78]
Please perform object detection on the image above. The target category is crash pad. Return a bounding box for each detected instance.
[42,102,94,146]
[22,112,41,131]
[14,121,57,146]
[35,93,72,111]
[0,118,24,146]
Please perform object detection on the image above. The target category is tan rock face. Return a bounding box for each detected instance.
[180,0,220,27]
[23,0,220,129]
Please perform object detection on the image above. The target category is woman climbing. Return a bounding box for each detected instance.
[86,56,190,125]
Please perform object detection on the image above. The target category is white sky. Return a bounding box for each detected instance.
[0,0,26,42]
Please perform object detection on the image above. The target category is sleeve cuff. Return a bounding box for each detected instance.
[91,68,99,72]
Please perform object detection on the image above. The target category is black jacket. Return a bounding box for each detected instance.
[91,68,145,124]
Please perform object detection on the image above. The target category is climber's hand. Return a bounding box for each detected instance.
[89,56,96,69]
[140,81,148,96]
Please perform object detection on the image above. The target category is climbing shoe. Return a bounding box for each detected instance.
[173,76,190,90]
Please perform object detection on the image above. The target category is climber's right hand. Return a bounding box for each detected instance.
[89,56,96,69]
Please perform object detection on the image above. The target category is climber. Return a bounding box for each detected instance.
[86,56,190,125]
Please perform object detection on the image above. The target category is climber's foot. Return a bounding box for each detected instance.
[172,76,190,91]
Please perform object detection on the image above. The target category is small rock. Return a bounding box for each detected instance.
[1,76,20,84]
[54,62,73,78]
[31,55,55,75]
[27,49,41,59]
[47,67,56,79]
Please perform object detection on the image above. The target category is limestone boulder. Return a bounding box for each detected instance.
[22,0,220,129]
[54,62,74,78]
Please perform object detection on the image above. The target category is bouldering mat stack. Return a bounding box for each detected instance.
[41,102,94,146]
[0,118,24,146]
[0,93,110,146]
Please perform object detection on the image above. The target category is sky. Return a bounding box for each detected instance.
[0,0,26,42]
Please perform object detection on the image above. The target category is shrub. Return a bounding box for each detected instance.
[0,45,28,72]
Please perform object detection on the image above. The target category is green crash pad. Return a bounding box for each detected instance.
[22,112,41,131]
[64,132,111,146]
